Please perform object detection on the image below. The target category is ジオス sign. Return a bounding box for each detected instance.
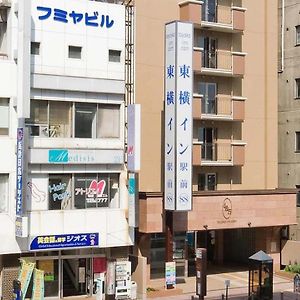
[30,233,99,250]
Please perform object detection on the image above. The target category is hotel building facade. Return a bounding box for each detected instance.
[134,0,297,282]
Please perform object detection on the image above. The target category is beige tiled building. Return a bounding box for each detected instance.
[133,0,296,283]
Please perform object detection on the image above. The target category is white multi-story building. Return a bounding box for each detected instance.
[0,0,133,298]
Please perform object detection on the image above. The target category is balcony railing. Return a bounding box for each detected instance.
[193,141,245,166]
[201,142,232,161]
[194,49,245,76]
[193,94,245,121]
[179,1,245,32]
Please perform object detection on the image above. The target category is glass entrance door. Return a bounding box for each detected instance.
[62,258,92,298]
[198,127,216,161]
[202,37,217,68]
[199,82,217,114]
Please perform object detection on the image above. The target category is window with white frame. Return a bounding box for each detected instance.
[296,132,300,152]
[26,100,120,139]
[296,26,300,45]
[0,98,9,135]
[0,174,8,213]
[296,79,300,99]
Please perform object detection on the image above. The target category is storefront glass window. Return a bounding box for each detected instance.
[38,260,59,297]
[48,175,72,210]
[74,174,113,209]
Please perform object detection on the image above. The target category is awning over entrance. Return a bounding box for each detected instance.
[139,189,297,233]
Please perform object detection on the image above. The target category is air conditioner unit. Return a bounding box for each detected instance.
[0,0,11,8]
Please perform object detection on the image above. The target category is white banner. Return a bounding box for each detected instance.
[164,21,193,211]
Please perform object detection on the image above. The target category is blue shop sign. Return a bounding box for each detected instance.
[30,233,99,250]
[16,128,24,216]
[36,6,114,28]
[48,149,68,163]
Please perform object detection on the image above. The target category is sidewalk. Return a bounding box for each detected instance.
[147,271,295,300]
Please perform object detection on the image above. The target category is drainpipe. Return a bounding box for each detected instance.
[281,0,285,72]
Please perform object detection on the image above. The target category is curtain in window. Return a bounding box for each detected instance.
[97,104,120,138]
[49,102,71,138]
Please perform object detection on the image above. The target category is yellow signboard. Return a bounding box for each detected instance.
[31,269,44,300]
[18,259,35,299]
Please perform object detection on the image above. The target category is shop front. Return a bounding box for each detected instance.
[1,248,128,299]
[138,190,297,281]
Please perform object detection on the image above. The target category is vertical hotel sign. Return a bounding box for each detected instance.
[164,21,193,211]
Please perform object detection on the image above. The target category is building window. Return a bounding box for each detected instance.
[109,50,121,62]
[296,26,300,45]
[48,175,71,210]
[75,103,97,138]
[27,100,71,138]
[31,42,40,55]
[97,104,120,138]
[296,79,300,99]
[68,46,82,59]
[74,173,119,209]
[27,100,120,139]
[0,174,8,213]
[0,17,8,56]
[0,98,9,135]
[296,132,300,152]
[198,173,216,191]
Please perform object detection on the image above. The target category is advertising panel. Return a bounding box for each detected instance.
[164,22,176,211]
[18,259,35,299]
[74,176,109,207]
[175,22,193,211]
[16,128,24,216]
[164,21,193,211]
[165,261,176,287]
[128,104,141,172]
[31,269,45,300]
[30,233,99,250]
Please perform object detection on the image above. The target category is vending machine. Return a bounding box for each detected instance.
[115,261,131,299]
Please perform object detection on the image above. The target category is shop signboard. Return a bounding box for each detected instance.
[196,248,207,298]
[165,261,176,288]
[74,176,109,206]
[127,104,141,172]
[164,21,193,211]
[18,259,35,299]
[128,174,138,227]
[16,128,24,217]
[30,233,99,250]
[31,269,45,300]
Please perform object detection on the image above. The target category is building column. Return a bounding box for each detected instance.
[216,230,224,265]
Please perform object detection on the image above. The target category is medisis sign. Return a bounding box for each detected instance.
[164,21,193,211]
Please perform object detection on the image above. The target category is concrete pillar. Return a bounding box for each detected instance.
[216,230,224,264]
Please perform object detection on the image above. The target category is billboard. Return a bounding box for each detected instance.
[164,21,193,211]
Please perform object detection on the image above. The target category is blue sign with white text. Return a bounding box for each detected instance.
[37,6,114,28]
[48,149,68,163]
[16,128,24,216]
[30,233,99,250]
